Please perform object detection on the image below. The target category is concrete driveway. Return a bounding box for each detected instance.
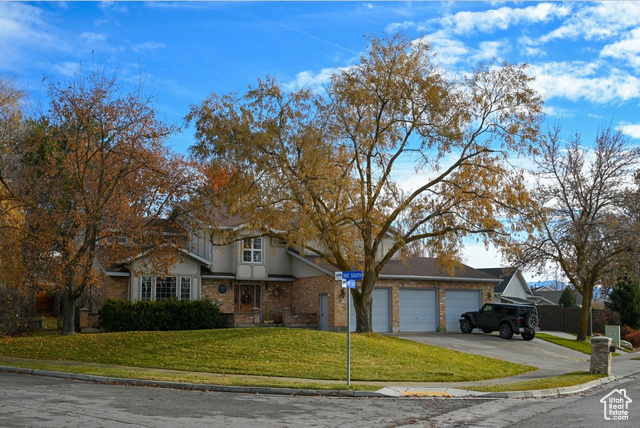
[394,331,591,375]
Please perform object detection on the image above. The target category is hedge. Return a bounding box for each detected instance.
[98,298,221,332]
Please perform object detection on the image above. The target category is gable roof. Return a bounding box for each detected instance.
[478,267,518,293]
[292,254,501,283]
[532,288,583,306]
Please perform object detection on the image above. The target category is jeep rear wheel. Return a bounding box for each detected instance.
[522,331,535,341]
[499,323,513,340]
[460,319,473,334]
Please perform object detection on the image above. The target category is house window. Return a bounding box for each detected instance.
[242,238,262,263]
[180,277,191,301]
[141,276,152,300]
[156,277,176,300]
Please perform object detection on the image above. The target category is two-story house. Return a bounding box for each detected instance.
[98,217,502,333]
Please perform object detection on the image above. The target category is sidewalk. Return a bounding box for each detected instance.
[1,334,638,399]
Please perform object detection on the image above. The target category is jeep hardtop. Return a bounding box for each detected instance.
[459,302,538,340]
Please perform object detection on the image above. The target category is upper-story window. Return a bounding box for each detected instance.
[242,237,262,263]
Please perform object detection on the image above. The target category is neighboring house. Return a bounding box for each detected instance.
[479,267,541,305]
[531,286,583,307]
[95,217,502,333]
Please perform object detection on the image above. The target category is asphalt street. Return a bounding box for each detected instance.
[1,371,638,427]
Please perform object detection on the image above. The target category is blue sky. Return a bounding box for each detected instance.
[3,1,640,278]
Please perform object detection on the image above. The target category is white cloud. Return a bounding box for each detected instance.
[601,27,640,69]
[284,67,341,92]
[461,241,504,269]
[539,2,640,43]
[418,32,469,68]
[133,41,166,53]
[0,3,62,67]
[440,3,571,36]
[528,62,640,103]
[80,32,107,45]
[543,105,575,119]
[617,122,640,140]
[472,40,510,62]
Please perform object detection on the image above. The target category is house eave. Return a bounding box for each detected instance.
[202,274,237,280]
[379,275,501,283]
[106,271,131,277]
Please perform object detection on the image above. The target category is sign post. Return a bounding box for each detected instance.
[337,271,361,386]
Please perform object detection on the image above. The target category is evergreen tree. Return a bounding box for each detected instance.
[559,287,577,308]
[606,275,640,329]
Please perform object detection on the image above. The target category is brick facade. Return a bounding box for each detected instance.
[100,265,493,332]
[288,276,493,332]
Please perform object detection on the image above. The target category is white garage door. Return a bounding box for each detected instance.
[349,288,390,332]
[445,290,481,332]
[399,289,437,332]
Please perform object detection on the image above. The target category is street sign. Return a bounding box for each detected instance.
[342,279,356,289]
[334,272,343,281]
[341,271,363,280]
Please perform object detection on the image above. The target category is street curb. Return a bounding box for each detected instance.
[1,364,634,399]
[482,375,620,398]
[0,365,387,398]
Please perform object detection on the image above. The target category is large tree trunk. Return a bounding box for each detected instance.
[577,286,593,341]
[61,291,76,335]
[352,289,372,332]
[352,274,376,332]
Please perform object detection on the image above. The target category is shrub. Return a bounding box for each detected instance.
[623,329,640,348]
[98,298,221,332]
[621,325,634,338]
[0,285,36,337]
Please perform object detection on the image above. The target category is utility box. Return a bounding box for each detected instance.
[605,325,621,349]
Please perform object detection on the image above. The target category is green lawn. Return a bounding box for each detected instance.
[0,328,535,382]
[537,333,620,356]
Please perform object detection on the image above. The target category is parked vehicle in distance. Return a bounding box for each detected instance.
[459,303,539,340]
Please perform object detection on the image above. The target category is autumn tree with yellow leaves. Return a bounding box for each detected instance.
[1,71,192,335]
[188,34,544,332]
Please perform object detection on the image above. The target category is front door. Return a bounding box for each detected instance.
[234,284,262,313]
[320,294,329,331]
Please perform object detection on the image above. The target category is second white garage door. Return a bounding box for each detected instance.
[445,290,481,332]
[399,289,437,332]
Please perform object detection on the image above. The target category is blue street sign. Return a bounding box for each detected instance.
[342,271,363,280]
[346,279,356,289]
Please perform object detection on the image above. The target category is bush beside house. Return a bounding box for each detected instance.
[98,298,221,332]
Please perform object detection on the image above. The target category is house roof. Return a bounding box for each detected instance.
[293,254,501,283]
[478,267,518,293]
[532,288,583,306]
[499,296,534,305]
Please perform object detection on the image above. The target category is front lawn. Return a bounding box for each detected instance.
[537,333,620,356]
[0,328,535,382]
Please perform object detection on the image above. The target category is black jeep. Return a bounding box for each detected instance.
[459,303,539,340]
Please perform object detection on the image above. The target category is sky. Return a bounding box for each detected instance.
[2,1,640,281]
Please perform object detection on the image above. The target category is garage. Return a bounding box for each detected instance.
[349,288,391,332]
[399,288,437,332]
[445,290,481,332]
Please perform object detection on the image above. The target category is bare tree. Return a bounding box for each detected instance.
[511,125,640,341]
